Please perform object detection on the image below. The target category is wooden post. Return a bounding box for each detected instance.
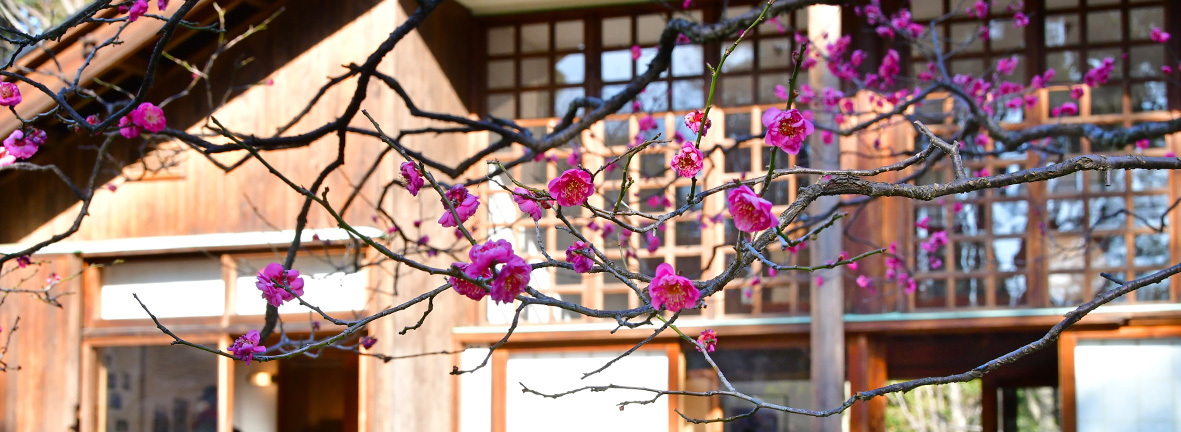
[982,378,998,432]
[808,5,844,432]
[847,334,886,432]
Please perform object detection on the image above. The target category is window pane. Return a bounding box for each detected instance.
[1087,10,1122,44]
[1135,271,1170,301]
[520,90,551,118]
[989,19,1024,51]
[1132,82,1168,113]
[720,76,754,106]
[235,257,366,315]
[601,16,631,48]
[725,112,752,139]
[1090,236,1126,268]
[1133,234,1170,267]
[951,22,983,53]
[1129,7,1165,40]
[99,346,219,431]
[991,201,1028,235]
[554,20,584,50]
[673,44,705,76]
[719,42,752,73]
[520,57,549,87]
[1046,50,1083,82]
[916,279,948,309]
[1089,85,1122,116]
[487,93,515,118]
[996,275,1027,307]
[1047,199,1085,232]
[554,87,584,117]
[555,53,585,84]
[1089,197,1126,231]
[758,73,791,104]
[601,50,633,82]
[636,14,664,45]
[520,23,549,53]
[725,146,752,172]
[488,26,514,56]
[1049,273,1085,306]
[487,60,514,90]
[671,79,704,110]
[1044,14,1079,47]
[759,37,792,69]
[1129,45,1164,79]
[101,258,224,320]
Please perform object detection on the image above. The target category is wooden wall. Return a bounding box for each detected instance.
[0,0,477,430]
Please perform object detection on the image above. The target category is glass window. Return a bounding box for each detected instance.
[101,258,225,320]
[98,346,220,431]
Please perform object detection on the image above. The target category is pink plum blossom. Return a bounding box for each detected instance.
[0,82,20,106]
[0,147,14,168]
[638,115,657,131]
[565,241,594,273]
[1151,28,1170,44]
[400,162,423,196]
[775,84,790,101]
[450,263,489,300]
[856,275,872,289]
[761,107,814,154]
[512,187,544,221]
[127,0,148,22]
[468,239,514,271]
[3,129,39,159]
[1070,87,1085,99]
[548,169,594,207]
[229,330,266,364]
[437,185,479,228]
[490,255,531,304]
[631,45,642,61]
[727,185,776,232]
[697,329,717,352]
[1052,102,1078,117]
[130,102,166,132]
[1136,139,1150,150]
[1013,12,1029,27]
[648,263,699,312]
[996,56,1019,75]
[645,230,661,253]
[797,84,815,104]
[969,1,988,19]
[671,141,704,178]
[256,263,305,307]
[683,109,711,136]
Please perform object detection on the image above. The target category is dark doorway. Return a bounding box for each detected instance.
[276,348,359,432]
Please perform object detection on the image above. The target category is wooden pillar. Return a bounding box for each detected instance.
[982,378,998,432]
[1058,332,1077,432]
[808,5,844,432]
[847,334,886,432]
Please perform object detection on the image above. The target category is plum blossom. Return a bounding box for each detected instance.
[648,263,699,312]
[761,107,814,154]
[671,141,704,177]
[968,1,988,19]
[638,115,657,131]
[1163,65,1174,75]
[775,84,790,101]
[490,256,531,304]
[400,162,423,196]
[450,263,489,300]
[1013,12,1029,27]
[1051,102,1078,117]
[1151,27,1170,44]
[548,169,594,207]
[697,329,717,352]
[437,185,479,228]
[1136,139,1150,150]
[797,84,815,104]
[512,187,544,221]
[131,102,166,132]
[856,275,872,289]
[3,128,43,159]
[229,330,266,364]
[1083,58,1116,87]
[360,336,378,350]
[996,56,1019,75]
[1070,87,1085,99]
[915,216,930,230]
[821,130,833,145]
[0,82,20,106]
[645,230,661,253]
[631,45,642,61]
[565,241,594,273]
[850,50,866,66]
[256,263,305,307]
[127,0,148,22]
[727,185,776,232]
[683,109,711,136]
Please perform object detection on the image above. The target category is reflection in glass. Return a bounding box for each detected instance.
[1134,271,1170,301]
[554,87,584,118]
[554,21,584,50]
[1049,273,1085,306]
[673,44,705,76]
[1047,199,1084,231]
[1133,234,1169,267]
[955,279,984,308]
[1132,82,1168,113]
[916,279,948,308]
[991,201,1028,235]
[99,346,219,432]
[1089,236,1125,268]
[1048,236,1086,270]
[993,238,1026,272]
[601,50,633,82]
[555,54,585,84]
[1089,197,1126,231]
[671,80,704,110]
[1087,10,1122,43]
[956,242,985,272]
[1044,15,1079,48]
[997,275,1027,307]
[520,58,549,87]
[488,26,514,56]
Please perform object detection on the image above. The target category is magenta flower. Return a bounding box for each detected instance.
[0,82,20,106]
[631,45,642,61]
[118,116,140,138]
[1136,139,1150,150]
[127,0,148,22]
[683,109,711,136]
[400,162,423,196]
[797,84,815,104]
[1151,27,1170,44]
[360,336,378,350]
[761,107,813,154]
[1051,102,1078,117]
[645,230,661,254]
[1070,87,1085,99]
[1163,65,1174,75]
[670,142,704,178]
[131,102,166,132]
[915,216,930,230]
[565,241,594,273]
[490,256,531,304]
[158,0,168,9]
[821,130,834,145]
[450,262,489,300]
[638,115,657,131]
[996,56,1019,75]
[968,0,988,19]
[856,275,871,289]
[512,187,544,221]
[3,129,38,159]
[727,185,776,233]
[774,85,790,101]
[547,169,594,207]
[229,330,266,364]
[255,263,305,307]
[1013,12,1029,27]
[469,239,514,271]
[648,263,700,313]
[437,185,479,228]
[696,329,717,352]
[850,49,866,66]
[16,255,30,268]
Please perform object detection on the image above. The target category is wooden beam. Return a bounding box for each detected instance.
[1058,331,1078,432]
[982,377,998,432]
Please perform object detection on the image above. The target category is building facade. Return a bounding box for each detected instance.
[0,0,1178,431]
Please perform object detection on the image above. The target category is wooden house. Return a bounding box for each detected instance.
[0,0,1178,431]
